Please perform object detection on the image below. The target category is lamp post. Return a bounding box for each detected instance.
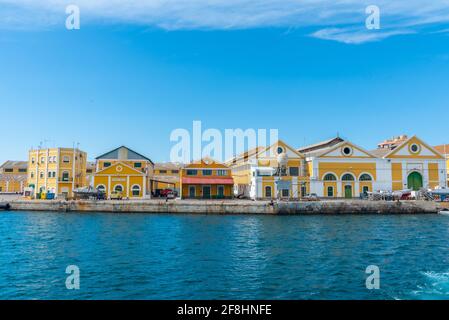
[277,152,288,200]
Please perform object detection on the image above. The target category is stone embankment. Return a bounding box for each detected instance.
[6,199,441,214]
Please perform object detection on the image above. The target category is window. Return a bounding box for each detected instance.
[48,171,51,178]
[86,169,92,174]
[63,156,70,163]
[277,146,284,154]
[186,169,197,176]
[52,171,56,178]
[40,157,45,164]
[4,168,13,173]
[342,174,355,181]
[31,157,35,164]
[323,173,337,181]
[19,168,27,173]
[103,162,111,168]
[62,171,70,181]
[362,186,369,194]
[131,185,141,197]
[359,174,372,181]
[410,144,420,154]
[114,185,123,192]
[171,170,179,174]
[159,170,167,174]
[134,162,142,168]
[327,186,334,197]
[289,167,299,176]
[342,146,353,156]
[96,185,106,192]
[216,170,227,176]
[30,172,34,178]
[265,186,272,198]
[202,170,212,176]
[39,172,44,178]
[282,189,289,197]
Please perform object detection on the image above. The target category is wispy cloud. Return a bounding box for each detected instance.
[1,0,449,43]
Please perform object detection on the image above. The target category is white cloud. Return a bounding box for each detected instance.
[1,0,449,43]
[311,27,416,44]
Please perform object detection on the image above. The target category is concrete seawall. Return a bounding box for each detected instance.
[7,199,440,214]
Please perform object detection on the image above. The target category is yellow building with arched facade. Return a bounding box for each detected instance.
[93,146,154,199]
[302,135,447,198]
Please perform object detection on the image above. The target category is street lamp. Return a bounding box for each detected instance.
[277,152,288,200]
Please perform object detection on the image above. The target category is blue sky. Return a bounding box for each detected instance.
[1,1,449,163]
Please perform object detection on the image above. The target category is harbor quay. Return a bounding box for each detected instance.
[6,199,441,215]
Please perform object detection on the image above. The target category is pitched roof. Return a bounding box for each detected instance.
[154,162,184,170]
[95,146,153,164]
[369,148,391,158]
[0,161,27,170]
[434,144,449,155]
[297,137,345,155]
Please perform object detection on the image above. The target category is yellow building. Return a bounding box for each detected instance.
[152,162,183,196]
[301,135,447,198]
[301,138,381,198]
[180,158,233,199]
[27,147,87,198]
[434,144,449,187]
[227,140,309,199]
[372,135,447,191]
[93,146,154,199]
[0,161,28,193]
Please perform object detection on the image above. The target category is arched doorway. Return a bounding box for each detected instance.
[407,172,423,191]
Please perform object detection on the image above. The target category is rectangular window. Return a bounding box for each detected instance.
[134,162,142,168]
[159,170,167,174]
[216,170,227,176]
[19,169,27,173]
[103,162,111,168]
[40,172,44,178]
[4,168,13,173]
[63,156,70,163]
[86,169,92,174]
[289,167,299,176]
[171,170,179,174]
[282,189,289,197]
[202,170,212,176]
[186,170,197,176]
[31,158,35,164]
[31,172,34,178]
[41,157,45,164]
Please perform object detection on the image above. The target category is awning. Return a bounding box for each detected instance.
[182,177,234,185]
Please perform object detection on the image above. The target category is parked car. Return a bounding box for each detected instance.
[303,193,319,201]
[160,189,178,198]
[110,191,123,200]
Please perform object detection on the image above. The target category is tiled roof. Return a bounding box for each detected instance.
[0,161,27,170]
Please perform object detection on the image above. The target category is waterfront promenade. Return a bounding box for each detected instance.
[6,199,440,214]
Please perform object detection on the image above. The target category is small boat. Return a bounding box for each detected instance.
[438,208,449,215]
[0,202,10,210]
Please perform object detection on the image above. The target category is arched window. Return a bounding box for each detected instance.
[323,173,337,181]
[114,185,123,193]
[131,185,141,197]
[342,173,355,181]
[265,186,272,198]
[96,185,106,193]
[359,174,373,181]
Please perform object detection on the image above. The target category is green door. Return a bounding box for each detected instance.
[202,186,211,199]
[407,172,423,191]
[344,185,352,198]
[217,185,224,199]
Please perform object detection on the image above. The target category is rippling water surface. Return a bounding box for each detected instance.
[0,211,448,300]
